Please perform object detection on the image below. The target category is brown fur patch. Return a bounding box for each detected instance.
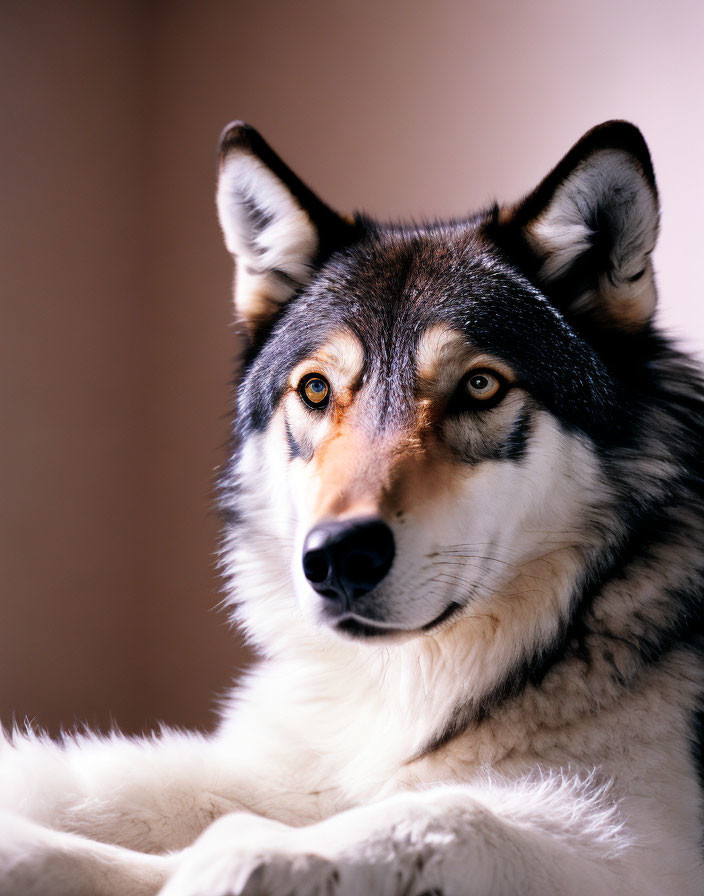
[286,326,521,529]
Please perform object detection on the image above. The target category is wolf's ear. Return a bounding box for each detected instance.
[216,122,356,336]
[494,121,659,331]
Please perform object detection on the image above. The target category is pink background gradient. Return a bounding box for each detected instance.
[1,0,703,734]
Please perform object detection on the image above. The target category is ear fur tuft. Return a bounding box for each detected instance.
[216,122,354,336]
[495,121,660,331]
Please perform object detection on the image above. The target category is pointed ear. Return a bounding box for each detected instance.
[216,122,356,336]
[494,121,660,331]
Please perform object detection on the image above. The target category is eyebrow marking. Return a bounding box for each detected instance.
[415,324,515,397]
[289,328,365,391]
[415,323,469,386]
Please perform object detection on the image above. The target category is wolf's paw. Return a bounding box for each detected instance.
[163,848,340,896]
[158,808,438,896]
[159,812,343,896]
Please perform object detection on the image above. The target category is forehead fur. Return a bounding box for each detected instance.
[237,221,630,443]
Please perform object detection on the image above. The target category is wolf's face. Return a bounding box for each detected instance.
[217,123,660,644]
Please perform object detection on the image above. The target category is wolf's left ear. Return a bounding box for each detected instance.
[494,121,659,330]
[216,122,356,336]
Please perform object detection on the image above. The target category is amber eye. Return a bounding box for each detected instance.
[463,369,504,403]
[298,373,331,410]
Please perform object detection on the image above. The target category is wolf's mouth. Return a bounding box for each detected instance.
[334,602,462,640]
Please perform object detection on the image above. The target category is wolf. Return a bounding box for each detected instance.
[1,119,703,895]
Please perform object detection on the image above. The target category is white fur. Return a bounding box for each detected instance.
[2,667,701,896]
[216,153,318,324]
[159,777,635,896]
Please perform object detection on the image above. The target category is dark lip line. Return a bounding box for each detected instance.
[334,601,463,639]
[421,600,463,630]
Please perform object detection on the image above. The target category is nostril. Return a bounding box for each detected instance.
[339,526,394,592]
[302,548,330,585]
[302,517,395,603]
[342,551,380,587]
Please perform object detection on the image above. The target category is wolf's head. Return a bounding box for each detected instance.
[217,121,672,654]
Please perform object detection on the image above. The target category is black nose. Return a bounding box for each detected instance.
[302,517,395,606]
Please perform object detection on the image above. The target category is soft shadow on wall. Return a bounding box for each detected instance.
[1,0,702,736]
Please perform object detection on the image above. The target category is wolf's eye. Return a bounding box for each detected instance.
[298,373,330,410]
[462,369,505,404]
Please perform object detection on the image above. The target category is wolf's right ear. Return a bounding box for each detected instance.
[216,122,356,337]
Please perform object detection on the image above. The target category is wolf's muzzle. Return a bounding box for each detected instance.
[302,517,395,609]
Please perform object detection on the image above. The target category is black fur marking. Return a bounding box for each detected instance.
[284,417,302,460]
[283,414,314,463]
[239,193,274,245]
[500,409,532,461]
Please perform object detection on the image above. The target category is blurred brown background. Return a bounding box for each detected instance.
[1,0,703,736]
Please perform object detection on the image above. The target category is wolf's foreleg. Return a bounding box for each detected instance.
[0,728,293,896]
[0,812,176,896]
[159,778,696,896]
[0,728,282,854]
